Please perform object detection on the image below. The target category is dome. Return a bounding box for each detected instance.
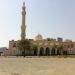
[35,34,43,40]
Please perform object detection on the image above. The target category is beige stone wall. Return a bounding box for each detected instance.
[4,39,75,56]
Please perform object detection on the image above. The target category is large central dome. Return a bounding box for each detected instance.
[35,34,43,41]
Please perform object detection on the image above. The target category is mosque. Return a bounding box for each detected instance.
[4,2,75,56]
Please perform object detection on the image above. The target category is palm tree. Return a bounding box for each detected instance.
[18,39,31,57]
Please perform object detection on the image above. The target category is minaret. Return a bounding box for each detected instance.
[21,2,26,40]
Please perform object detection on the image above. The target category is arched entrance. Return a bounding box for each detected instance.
[39,47,44,56]
[45,47,50,56]
[51,48,56,55]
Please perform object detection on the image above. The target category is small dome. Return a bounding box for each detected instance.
[35,34,43,40]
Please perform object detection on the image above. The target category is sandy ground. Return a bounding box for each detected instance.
[0,57,75,75]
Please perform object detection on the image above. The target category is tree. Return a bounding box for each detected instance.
[31,45,38,56]
[18,39,31,57]
[57,45,63,55]
[30,44,38,56]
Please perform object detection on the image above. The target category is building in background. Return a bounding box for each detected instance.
[57,37,63,42]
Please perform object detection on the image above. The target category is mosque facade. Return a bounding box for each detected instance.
[4,2,75,56]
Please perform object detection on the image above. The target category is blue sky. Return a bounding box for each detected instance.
[0,0,75,47]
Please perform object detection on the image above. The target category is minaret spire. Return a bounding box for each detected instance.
[21,1,26,40]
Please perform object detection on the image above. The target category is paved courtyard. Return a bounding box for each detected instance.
[0,57,75,75]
